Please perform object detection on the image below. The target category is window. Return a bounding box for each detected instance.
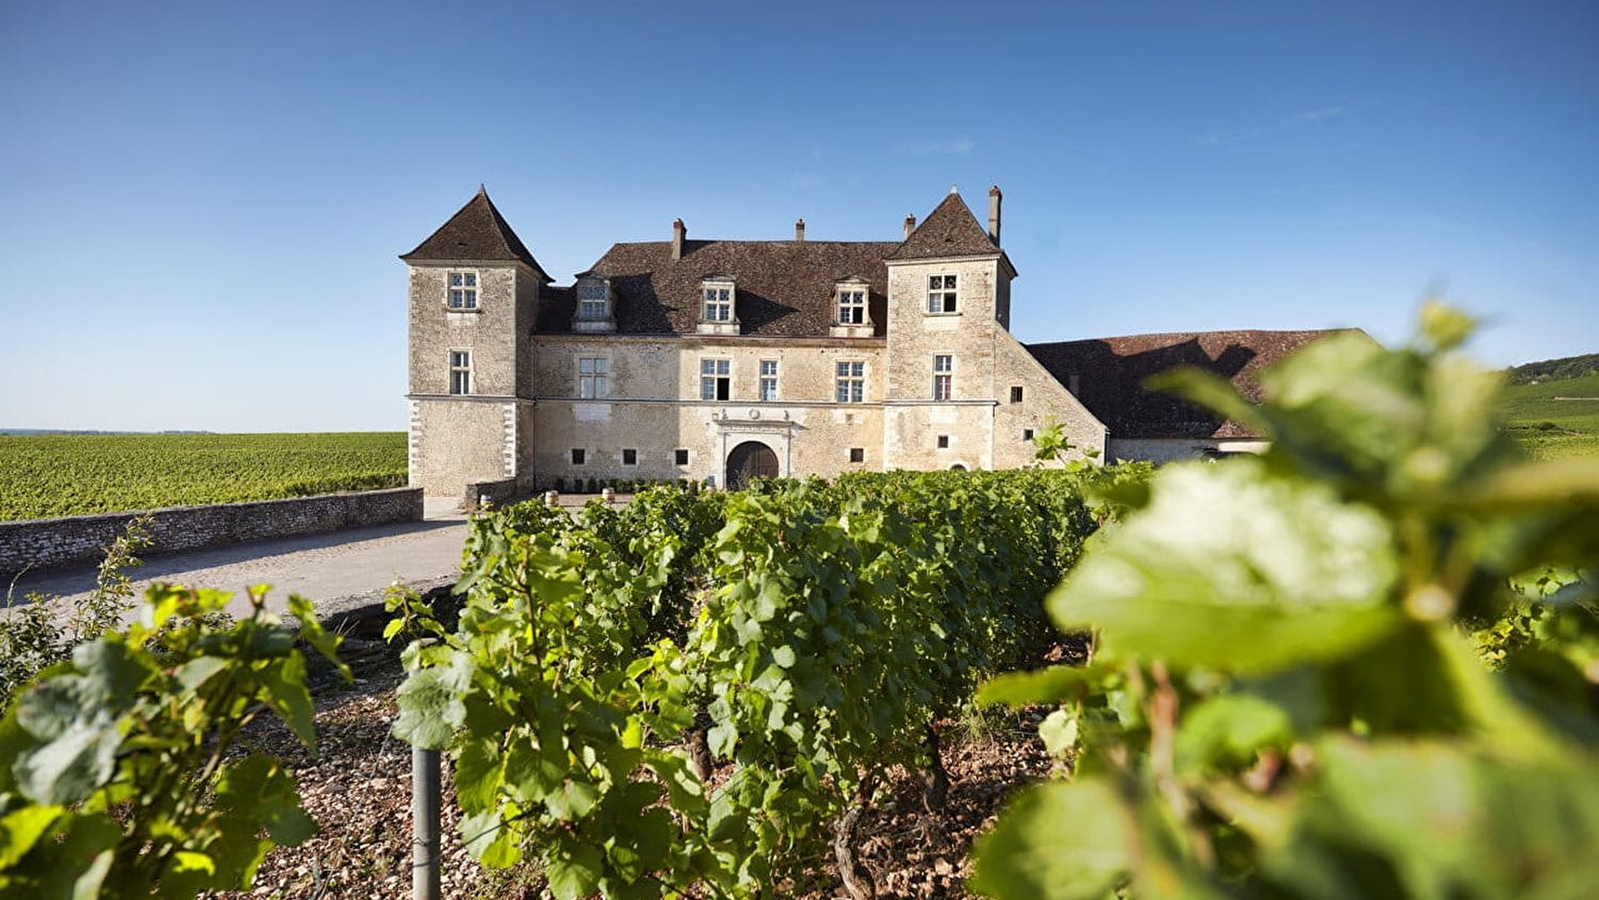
[849,448,864,463]
[576,280,609,320]
[1024,428,1035,442]
[937,435,951,449]
[675,448,690,466]
[578,357,610,399]
[447,272,478,309]
[449,351,471,395]
[702,285,733,322]
[622,448,638,466]
[837,287,867,324]
[835,361,865,403]
[932,354,954,401]
[571,448,586,465]
[927,274,958,314]
[1010,385,1024,403]
[700,358,731,401]
[758,359,779,402]
[1068,373,1081,396]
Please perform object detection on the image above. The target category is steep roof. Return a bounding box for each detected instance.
[400,188,551,281]
[1026,329,1352,439]
[536,240,899,337]
[888,191,1001,261]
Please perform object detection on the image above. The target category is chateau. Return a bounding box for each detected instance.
[402,186,1333,501]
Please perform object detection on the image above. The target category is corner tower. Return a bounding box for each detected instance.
[400,187,549,500]
[880,187,1018,470]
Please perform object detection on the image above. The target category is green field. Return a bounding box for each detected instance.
[0,432,407,521]
[1501,372,1599,460]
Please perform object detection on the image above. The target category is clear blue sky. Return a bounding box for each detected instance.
[2,0,1594,432]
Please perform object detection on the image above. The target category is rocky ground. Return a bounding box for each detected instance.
[215,636,1057,900]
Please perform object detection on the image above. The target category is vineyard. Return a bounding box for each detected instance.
[0,432,407,520]
[2,304,1597,899]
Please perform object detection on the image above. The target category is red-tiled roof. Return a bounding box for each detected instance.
[536,240,899,337]
[400,188,551,281]
[1026,329,1355,438]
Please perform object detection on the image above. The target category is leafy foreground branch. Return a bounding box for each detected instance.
[973,302,1599,900]
[0,585,349,899]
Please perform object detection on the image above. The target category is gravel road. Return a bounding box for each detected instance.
[6,498,473,622]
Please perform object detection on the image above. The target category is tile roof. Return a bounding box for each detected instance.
[400,188,551,281]
[536,239,899,337]
[888,191,1001,261]
[1026,329,1353,439]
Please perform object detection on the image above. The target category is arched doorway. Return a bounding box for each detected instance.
[726,441,779,490]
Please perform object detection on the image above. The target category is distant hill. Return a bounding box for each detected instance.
[1506,353,1599,385]
[1501,370,1599,460]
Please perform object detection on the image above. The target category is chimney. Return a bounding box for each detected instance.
[988,185,1003,246]
[795,218,805,242]
[903,214,917,239]
[671,218,686,260]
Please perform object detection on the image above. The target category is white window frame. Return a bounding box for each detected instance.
[835,360,865,404]
[836,287,867,325]
[932,354,954,401]
[447,271,479,310]
[758,359,779,402]
[926,274,959,314]
[576,279,610,320]
[578,356,611,399]
[702,282,734,322]
[449,350,472,395]
[700,358,731,401]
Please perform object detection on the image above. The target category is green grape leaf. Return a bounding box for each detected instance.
[1050,458,1400,673]
[216,755,314,846]
[460,808,522,868]
[12,676,122,806]
[1038,709,1079,759]
[969,778,1129,900]
[1174,693,1293,775]
[393,656,471,750]
[545,842,604,900]
[0,804,65,868]
[257,653,316,751]
[977,663,1118,708]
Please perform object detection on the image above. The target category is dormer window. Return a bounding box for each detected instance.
[572,274,616,333]
[698,275,739,335]
[831,276,874,337]
[702,280,734,322]
[447,271,478,309]
[578,282,608,320]
[837,284,867,324]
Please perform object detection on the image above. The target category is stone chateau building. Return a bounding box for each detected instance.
[402,186,1335,500]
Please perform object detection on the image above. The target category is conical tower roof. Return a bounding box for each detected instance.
[400,187,551,282]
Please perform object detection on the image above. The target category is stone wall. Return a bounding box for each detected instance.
[463,478,520,511]
[0,488,424,577]
[1107,437,1270,465]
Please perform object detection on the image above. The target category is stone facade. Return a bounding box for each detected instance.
[402,187,1335,500]
[0,488,423,577]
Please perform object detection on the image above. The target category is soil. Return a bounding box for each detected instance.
[211,637,1060,900]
